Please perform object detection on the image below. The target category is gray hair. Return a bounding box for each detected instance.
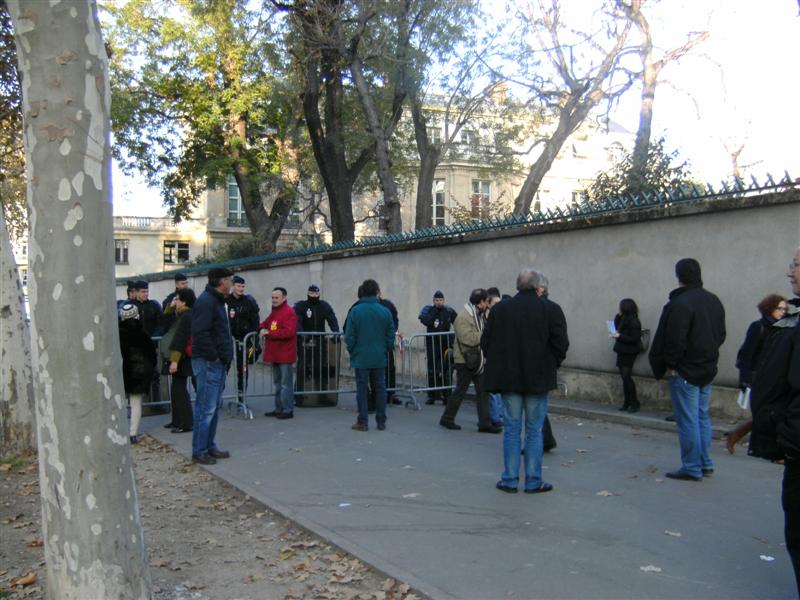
[516,269,541,291]
[538,274,549,292]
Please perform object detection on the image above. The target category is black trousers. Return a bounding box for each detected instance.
[783,460,800,597]
[425,340,452,398]
[170,375,193,430]
[618,366,639,408]
[441,365,491,428]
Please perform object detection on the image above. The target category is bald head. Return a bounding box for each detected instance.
[516,269,541,292]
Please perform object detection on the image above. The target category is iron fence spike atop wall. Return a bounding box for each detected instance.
[781,171,792,185]
[765,173,776,186]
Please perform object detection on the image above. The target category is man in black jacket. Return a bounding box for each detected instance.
[294,284,339,405]
[649,258,726,482]
[482,269,569,494]
[418,291,458,405]
[228,275,261,402]
[748,247,800,594]
[190,267,234,465]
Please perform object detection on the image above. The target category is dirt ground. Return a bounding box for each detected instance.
[0,436,421,600]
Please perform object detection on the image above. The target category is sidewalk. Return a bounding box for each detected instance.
[143,393,788,600]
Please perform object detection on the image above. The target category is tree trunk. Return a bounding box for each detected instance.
[300,46,358,242]
[628,58,657,191]
[349,53,402,233]
[411,99,441,230]
[7,1,151,597]
[514,100,589,214]
[0,212,35,456]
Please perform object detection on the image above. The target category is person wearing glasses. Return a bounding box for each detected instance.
[736,294,788,391]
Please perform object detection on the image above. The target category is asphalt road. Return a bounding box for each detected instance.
[144,392,795,600]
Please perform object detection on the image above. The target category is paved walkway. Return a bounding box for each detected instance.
[143,393,794,600]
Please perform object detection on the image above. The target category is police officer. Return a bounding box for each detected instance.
[419,291,458,404]
[227,275,261,402]
[294,285,340,404]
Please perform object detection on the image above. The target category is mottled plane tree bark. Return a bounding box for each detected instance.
[0,211,35,456]
[7,1,151,597]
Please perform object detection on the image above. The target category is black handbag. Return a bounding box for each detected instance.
[458,339,481,372]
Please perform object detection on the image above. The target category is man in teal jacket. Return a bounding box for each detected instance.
[345,279,396,431]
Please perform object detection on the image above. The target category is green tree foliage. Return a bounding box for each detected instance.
[0,1,25,238]
[107,0,302,252]
[586,136,696,200]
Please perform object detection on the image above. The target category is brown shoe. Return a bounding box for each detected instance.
[351,422,368,432]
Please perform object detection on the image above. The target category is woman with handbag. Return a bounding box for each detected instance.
[611,298,643,413]
[165,287,196,433]
[439,289,501,433]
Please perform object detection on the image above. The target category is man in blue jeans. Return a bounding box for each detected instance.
[649,258,726,481]
[481,270,569,494]
[345,279,395,432]
[190,267,235,465]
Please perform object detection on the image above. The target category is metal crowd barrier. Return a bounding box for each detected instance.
[149,329,566,421]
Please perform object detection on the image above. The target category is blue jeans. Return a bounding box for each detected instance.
[191,358,227,456]
[272,363,294,414]
[489,393,504,424]
[356,368,386,426]
[668,375,713,477]
[501,393,548,490]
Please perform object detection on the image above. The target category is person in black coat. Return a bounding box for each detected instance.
[611,298,643,413]
[736,294,788,389]
[482,269,569,494]
[746,248,800,596]
[119,303,157,444]
[648,258,726,482]
[166,288,196,433]
[418,290,458,405]
[294,284,339,404]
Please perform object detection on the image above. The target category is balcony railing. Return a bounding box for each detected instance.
[114,216,182,230]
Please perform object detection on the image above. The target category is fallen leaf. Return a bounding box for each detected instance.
[245,574,266,583]
[664,530,682,537]
[760,555,775,562]
[382,578,396,591]
[11,572,37,587]
[398,583,411,594]
[26,538,44,548]
[0,463,12,472]
[576,449,588,454]
[596,490,614,497]
[149,559,169,568]
[279,549,295,561]
[292,559,311,571]
[639,565,662,573]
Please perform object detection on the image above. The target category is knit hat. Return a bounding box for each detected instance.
[675,258,702,286]
[119,303,139,321]
[233,275,245,285]
[133,280,149,290]
[174,272,187,282]
[433,290,444,299]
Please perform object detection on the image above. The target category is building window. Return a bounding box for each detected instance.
[20,268,28,286]
[571,190,588,205]
[432,179,446,227]
[285,197,303,230]
[163,241,190,265]
[227,176,248,227]
[115,239,129,264]
[470,179,491,221]
[460,129,478,146]
[427,126,442,146]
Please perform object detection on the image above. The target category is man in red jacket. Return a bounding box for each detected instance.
[260,287,298,419]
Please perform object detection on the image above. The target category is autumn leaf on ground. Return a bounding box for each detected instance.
[292,559,311,571]
[382,578,396,591]
[11,572,37,587]
[0,463,12,472]
[244,574,265,583]
[149,559,169,568]
[25,538,43,548]
[279,548,295,560]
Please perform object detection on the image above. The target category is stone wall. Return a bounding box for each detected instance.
[122,190,800,418]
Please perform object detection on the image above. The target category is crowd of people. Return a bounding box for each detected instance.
[116,249,800,595]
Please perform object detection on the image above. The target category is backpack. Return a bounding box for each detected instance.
[158,326,177,361]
